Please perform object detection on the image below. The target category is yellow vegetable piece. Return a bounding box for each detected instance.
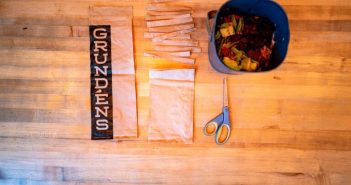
[231,47,241,54]
[250,62,258,71]
[223,57,240,70]
[236,17,244,34]
[241,58,251,71]
[220,25,234,38]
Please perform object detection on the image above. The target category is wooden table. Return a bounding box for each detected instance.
[0,0,350,184]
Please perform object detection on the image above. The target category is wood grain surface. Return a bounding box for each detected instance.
[0,0,351,184]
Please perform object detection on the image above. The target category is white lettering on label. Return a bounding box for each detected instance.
[95,106,109,118]
[95,94,108,105]
[94,53,108,64]
[93,41,108,52]
[94,66,108,76]
[96,119,109,130]
[91,26,112,138]
[95,78,108,89]
[93,28,107,39]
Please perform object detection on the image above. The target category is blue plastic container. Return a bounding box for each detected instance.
[207,0,290,74]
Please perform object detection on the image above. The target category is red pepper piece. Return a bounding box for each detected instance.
[224,16,232,23]
[247,50,262,62]
[221,47,231,57]
[260,46,272,60]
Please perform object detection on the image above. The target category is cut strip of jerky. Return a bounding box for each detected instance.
[147,10,192,16]
[144,32,163,38]
[153,39,198,46]
[148,23,194,33]
[145,50,191,57]
[145,53,195,64]
[144,32,191,39]
[145,13,191,21]
[146,4,192,12]
[150,0,178,3]
[154,45,202,53]
[152,28,195,42]
[168,34,191,40]
[147,17,193,27]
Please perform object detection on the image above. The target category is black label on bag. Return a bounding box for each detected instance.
[89,25,113,140]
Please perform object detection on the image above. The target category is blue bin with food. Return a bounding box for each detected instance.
[207,0,290,74]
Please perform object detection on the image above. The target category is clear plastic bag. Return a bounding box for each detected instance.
[90,6,137,138]
[148,69,195,144]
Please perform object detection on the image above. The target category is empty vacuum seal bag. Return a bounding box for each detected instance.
[148,69,195,144]
[90,6,137,139]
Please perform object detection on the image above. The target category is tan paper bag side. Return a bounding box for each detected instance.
[112,75,137,137]
[90,6,137,138]
[148,69,195,144]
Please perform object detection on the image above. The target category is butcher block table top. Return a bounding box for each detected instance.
[1,0,351,184]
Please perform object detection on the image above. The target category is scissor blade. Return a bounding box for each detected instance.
[223,78,229,107]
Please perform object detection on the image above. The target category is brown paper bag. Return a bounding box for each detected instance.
[90,6,137,138]
[148,69,195,144]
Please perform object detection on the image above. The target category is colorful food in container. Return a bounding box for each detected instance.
[215,13,275,72]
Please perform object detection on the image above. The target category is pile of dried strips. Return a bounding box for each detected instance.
[144,1,200,64]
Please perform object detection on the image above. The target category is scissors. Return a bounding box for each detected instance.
[203,78,231,145]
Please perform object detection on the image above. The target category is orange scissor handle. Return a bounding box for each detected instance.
[204,107,231,145]
[215,123,231,145]
[204,121,218,136]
